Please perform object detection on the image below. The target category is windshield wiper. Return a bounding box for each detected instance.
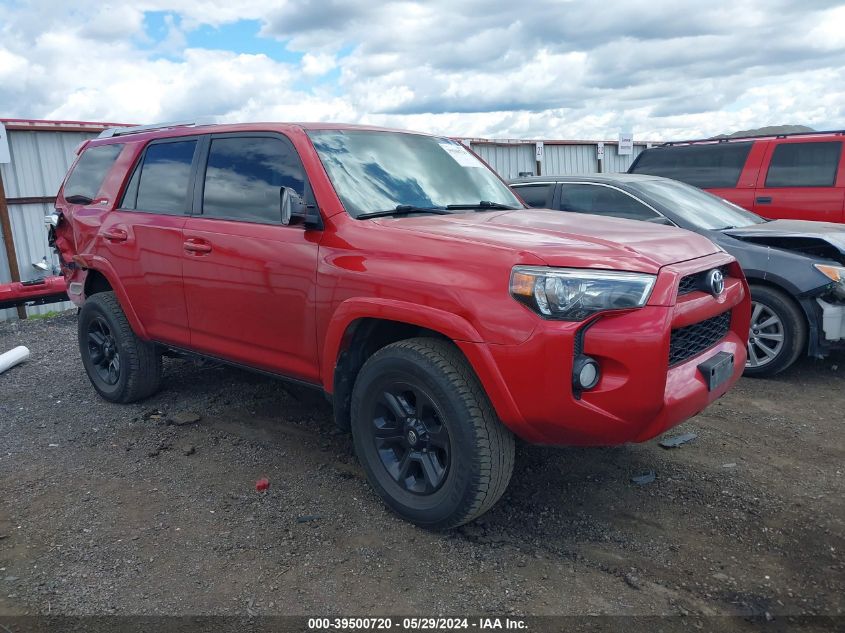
[446,201,518,211]
[356,205,450,220]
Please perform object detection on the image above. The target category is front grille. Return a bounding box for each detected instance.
[678,266,729,295]
[669,310,732,366]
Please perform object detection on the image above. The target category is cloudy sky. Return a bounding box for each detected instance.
[1,0,844,140]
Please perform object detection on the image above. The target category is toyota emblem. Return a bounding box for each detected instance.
[706,269,725,296]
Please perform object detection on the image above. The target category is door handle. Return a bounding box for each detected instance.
[183,239,212,254]
[102,228,128,242]
[756,196,772,204]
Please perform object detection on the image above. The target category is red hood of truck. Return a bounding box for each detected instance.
[377,208,722,273]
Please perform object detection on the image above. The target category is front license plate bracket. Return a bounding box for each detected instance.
[698,351,735,392]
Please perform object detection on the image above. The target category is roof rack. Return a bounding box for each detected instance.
[97,120,204,139]
[661,129,845,147]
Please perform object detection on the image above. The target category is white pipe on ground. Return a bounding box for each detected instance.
[0,346,30,374]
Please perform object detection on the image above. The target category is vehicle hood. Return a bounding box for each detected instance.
[378,208,722,273]
[724,220,845,264]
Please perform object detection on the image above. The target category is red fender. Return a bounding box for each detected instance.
[321,297,525,427]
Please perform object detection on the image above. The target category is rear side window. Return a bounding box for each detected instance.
[122,140,197,214]
[63,144,123,200]
[764,141,842,187]
[512,184,551,207]
[201,136,306,224]
[630,143,752,188]
[559,184,659,221]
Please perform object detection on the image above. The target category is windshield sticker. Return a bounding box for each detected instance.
[438,141,483,168]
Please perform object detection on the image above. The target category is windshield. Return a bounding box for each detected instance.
[307,130,522,218]
[632,179,765,230]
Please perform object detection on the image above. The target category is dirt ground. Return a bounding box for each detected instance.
[0,312,843,628]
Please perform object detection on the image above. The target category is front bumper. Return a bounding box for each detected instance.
[473,254,750,446]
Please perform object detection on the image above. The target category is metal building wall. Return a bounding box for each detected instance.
[1,129,97,320]
[602,143,646,173]
[543,144,598,175]
[469,142,536,180]
[467,140,649,179]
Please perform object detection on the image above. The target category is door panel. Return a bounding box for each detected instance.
[753,140,845,222]
[97,210,189,344]
[181,218,320,381]
[181,132,321,381]
[96,138,199,344]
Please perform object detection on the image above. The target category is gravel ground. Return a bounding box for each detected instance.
[0,312,843,626]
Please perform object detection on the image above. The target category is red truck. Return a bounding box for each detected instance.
[629,130,845,223]
[49,122,750,528]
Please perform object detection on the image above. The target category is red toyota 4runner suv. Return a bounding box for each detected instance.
[48,122,751,528]
[629,131,845,223]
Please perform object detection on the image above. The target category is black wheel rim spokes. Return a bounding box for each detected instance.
[371,382,451,495]
[87,317,120,385]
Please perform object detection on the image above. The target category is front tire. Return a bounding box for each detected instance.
[744,285,806,377]
[350,338,515,529]
[78,291,162,403]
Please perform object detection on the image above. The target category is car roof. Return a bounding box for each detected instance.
[509,173,667,185]
[87,121,439,147]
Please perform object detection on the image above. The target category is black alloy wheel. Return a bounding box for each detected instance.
[78,291,162,403]
[350,338,515,529]
[369,382,451,494]
[87,316,121,386]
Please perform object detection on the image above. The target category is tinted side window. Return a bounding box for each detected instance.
[63,144,123,200]
[765,141,842,187]
[559,184,658,221]
[630,143,752,188]
[512,184,551,207]
[202,136,306,224]
[125,140,197,214]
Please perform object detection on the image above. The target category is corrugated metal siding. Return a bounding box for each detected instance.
[469,142,536,179]
[602,143,646,173]
[0,129,95,320]
[470,141,649,179]
[543,144,598,175]
[0,130,90,198]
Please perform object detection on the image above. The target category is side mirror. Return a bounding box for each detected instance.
[281,186,322,229]
[281,187,299,225]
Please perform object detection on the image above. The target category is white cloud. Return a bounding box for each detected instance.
[301,52,337,77]
[0,0,844,140]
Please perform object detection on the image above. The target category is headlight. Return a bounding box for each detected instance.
[510,266,657,321]
[815,264,845,298]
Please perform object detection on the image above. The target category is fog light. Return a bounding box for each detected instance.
[573,355,600,390]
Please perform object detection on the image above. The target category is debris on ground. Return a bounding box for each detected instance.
[296,515,322,523]
[624,573,641,590]
[659,432,698,449]
[0,345,30,375]
[722,462,737,468]
[631,471,656,485]
[182,445,196,456]
[255,478,270,492]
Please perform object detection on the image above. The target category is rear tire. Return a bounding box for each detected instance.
[744,285,806,377]
[78,292,162,402]
[350,338,515,529]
